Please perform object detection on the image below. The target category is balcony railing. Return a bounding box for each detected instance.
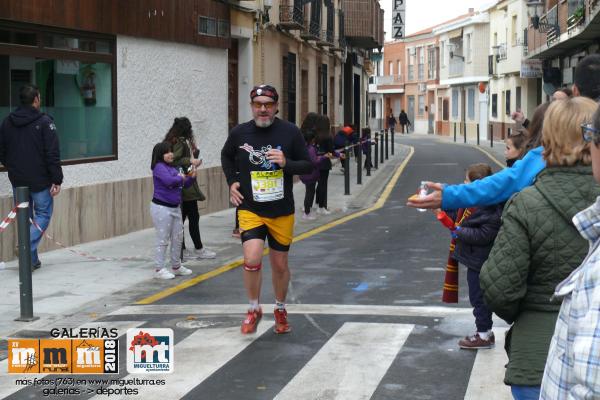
[375,75,403,85]
[279,5,304,30]
[330,36,346,52]
[449,61,464,77]
[567,5,586,34]
[317,30,334,46]
[539,5,560,46]
[300,19,321,41]
[497,43,508,61]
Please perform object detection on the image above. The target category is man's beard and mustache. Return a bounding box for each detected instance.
[255,115,275,128]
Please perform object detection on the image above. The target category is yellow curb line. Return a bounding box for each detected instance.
[136,146,415,305]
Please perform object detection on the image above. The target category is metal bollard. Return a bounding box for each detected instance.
[374,133,379,170]
[477,124,480,146]
[380,130,384,164]
[490,123,493,148]
[366,138,372,176]
[344,147,350,195]
[454,123,457,142]
[463,122,467,144]
[357,142,362,185]
[385,130,389,160]
[391,127,395,155]
[15,187,37,322]
[508,127,511,138]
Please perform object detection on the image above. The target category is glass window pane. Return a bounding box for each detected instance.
[33,58,113,160]
[42,35,111,54]
[0,29,37,46]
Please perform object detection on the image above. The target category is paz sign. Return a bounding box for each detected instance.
[393,0,406,39]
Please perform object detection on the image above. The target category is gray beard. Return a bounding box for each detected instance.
[255,118,274,128]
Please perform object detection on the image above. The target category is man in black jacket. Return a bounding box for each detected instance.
[0,84,63,270]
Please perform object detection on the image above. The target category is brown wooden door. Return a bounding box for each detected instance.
[228,39,239,132]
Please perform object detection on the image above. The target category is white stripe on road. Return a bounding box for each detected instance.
[109,303,473,318]
[464,327,511,400]
[92,321,272,400]
[0,321,144,399]
[274,322,413,400]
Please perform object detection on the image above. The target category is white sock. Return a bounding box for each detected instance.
[276,300,286,311]
[249,299,259,311]
[478,331,490,340]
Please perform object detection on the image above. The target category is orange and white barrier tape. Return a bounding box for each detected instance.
[0,202,28,233]
[29,218,150,263]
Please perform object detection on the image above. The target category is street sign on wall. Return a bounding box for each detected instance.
[393,0,406,39]
[521,59,543,78]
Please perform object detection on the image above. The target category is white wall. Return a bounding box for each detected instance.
[0,36,228,196]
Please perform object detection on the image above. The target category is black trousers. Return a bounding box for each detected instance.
[181,200,203,250]
[304,182,317,214]
[316,169,329,209]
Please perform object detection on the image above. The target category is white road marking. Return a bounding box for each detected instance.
[464,327,511,400]
[91,321,272,400]
[109,303,473,317]
[274,322,414,400]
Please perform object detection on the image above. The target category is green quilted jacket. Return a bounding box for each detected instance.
[480,165,600,386]
[171,138,205,202]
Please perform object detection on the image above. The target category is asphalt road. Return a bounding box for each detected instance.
[5,136,511,400]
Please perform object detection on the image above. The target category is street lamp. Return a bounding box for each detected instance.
[526,0,544,30]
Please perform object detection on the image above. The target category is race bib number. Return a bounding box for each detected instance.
[250,170,284,202]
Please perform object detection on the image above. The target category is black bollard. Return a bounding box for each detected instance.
[366,137,372,176]
[380,130,384,164]
[463,122,467,144]
[391,127,395,155]
[454,123,457,142]
[15,187,38,322]
[344,147,350,195]
[490,123,493,148]
[357,142,362,185]
[477,124,480,146]
[374,133,379,170]
[385,130,389,160]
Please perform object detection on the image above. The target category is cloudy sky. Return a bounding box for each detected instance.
[381,0,496,41]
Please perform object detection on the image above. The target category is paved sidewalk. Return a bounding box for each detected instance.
[0,140,411,340]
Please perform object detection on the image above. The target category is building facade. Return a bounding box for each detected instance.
[526,0,600,101]
[0,0,231,261]
[436,10,490,141]
[488,0,538,140]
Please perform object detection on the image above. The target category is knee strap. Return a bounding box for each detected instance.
[243,263,262,272]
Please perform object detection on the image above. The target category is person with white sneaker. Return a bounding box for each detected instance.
[164,117,217,261]
[149,142,196,279]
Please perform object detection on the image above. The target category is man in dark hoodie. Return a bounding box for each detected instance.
[0,84,63,270]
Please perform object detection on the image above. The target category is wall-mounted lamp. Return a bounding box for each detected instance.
[526,0,544,30]
[491,45,500,63]
[262,0,273,24]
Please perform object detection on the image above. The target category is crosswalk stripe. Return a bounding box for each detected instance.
[274,322,413,400]
[0,321,144,399]
[108,303,473,318]
[464,327,512,400]
[91,321,272,400]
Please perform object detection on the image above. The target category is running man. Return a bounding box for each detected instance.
[221,85,312,334]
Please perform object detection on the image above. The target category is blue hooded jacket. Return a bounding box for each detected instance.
[442,146,546,210]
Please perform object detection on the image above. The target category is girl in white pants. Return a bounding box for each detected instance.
[150,142,196,279]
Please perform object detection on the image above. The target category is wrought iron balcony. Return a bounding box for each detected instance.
[317,30,334,47]
[279,5,304,30]
[300,19,321,41]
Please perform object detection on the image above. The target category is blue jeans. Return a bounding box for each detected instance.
[13,188,54,265]
[511,385,541,400]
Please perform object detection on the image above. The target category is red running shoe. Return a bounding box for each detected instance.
[241,308,262,334]
[274,308,291,334]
